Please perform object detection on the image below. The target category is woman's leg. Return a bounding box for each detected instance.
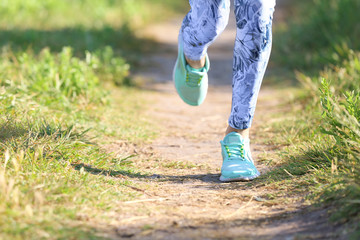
[181,0,231,62]
[174,0,231,106]
[220,0,276,182]
[228,0,276,130]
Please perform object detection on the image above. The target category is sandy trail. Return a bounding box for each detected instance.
[107,1,341,239]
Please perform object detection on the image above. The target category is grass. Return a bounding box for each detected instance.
[273,0,360,71]
[0,0,187,59]
[1,47,111,105]
[0,64,156,238]
[303,57,360,225]
[0,0,186,29]
[0,0,185,238]
[0,101,151,239]
[261,0,360,237]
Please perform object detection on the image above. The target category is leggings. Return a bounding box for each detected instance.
[181,0,276,129]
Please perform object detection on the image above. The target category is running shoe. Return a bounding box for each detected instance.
[220,132,260,182]
[173,33,210,106]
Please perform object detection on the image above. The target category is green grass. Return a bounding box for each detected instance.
[256,97,360,236]
[0,0,180,238]
[0,51,156,238]
[1,47,106,105]
[261,0,360,236]
[273,0,360,71]
[0,0,187,59]
[0,0,186,29]
[0,102,152,238]
[301,55,360,223]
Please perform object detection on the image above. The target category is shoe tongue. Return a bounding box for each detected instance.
[223,132,244,144]
[186,64,206,73]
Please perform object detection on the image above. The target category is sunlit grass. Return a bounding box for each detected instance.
[0,0,187,29]
[0,0,187,58]
[0,55,157,237]
[259,51,360,237]
[257,1,360,234]
[0,109,147,238]
[0,0,171,237]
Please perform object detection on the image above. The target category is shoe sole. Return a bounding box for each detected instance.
[172,35,198,106]
[173,32,209,106]
[173,32,185,103]
[172,37,196,106]
[172,54,179,93]
[219,173,260,182]
[173,53,196,105]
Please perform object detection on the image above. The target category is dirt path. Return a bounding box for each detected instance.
[107,2,341,239]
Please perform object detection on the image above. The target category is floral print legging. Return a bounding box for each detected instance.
[181,0,276,129]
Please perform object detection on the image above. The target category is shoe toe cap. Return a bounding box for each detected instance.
[221,161,259,178]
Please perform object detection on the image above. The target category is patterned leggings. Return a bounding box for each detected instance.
[181,0,276,129]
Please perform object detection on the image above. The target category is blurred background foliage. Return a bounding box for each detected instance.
[274,0,360,71]
[0,0,187,101]
[0,0,187,56]
[271,0,360,235]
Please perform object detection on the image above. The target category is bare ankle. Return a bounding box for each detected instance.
[225,126,250,139]
[185,56,206,69]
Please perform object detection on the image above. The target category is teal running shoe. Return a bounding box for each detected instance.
[220,132,260,182]
[173,33,210,106]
